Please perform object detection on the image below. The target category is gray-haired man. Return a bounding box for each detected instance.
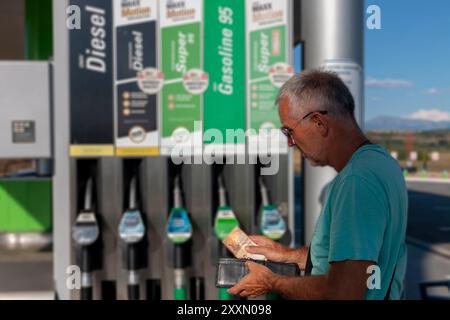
[228,70,407,300]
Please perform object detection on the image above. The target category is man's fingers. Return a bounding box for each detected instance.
[239,290,253,298]
[249,235,270,245]
[227,284,243,295]
[229,263,270,298]
[238,288,264,298]
[247,261,272,275]
[246,245,270,255]
[230,284,254,298]
[227,273,252,295]
[228,280,249,296]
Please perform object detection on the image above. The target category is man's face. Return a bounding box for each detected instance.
[278,97,328,166]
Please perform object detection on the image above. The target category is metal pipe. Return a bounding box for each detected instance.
[174,176,182,208]
[128,177,137,210]
[218,175,227,207]
[83,178,93,211]
[259,177,270,207]
[300,0,364,243]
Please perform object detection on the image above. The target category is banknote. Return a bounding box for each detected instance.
[222,227,266,261]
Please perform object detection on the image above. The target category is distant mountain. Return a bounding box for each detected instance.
[365,116,450,131]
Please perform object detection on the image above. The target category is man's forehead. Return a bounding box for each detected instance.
[278,96,292,116]
[278,97,294,125]
[278,96,290,107]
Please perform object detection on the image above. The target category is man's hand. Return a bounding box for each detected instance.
[246,235,293,262]
[227,261,278,298]
[246,235,308,269]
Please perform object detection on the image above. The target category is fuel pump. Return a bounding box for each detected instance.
[118,176,146,300]
[167,175,192,300]
[258,176,286,300]
[214,174,239,300]
[72,178,100,300]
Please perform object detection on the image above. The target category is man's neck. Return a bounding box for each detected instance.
[329,127,368,172]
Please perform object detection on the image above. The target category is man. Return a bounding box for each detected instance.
[228,70,407,300]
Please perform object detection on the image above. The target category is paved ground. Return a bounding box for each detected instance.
[406,179,450,256]
[404,179,450,299]
[404,243,450,299]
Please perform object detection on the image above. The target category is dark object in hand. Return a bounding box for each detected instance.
[216,258,301,288]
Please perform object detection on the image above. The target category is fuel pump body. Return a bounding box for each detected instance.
[53,0,296,300]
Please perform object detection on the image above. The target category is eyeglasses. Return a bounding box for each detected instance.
[280,110,328,144]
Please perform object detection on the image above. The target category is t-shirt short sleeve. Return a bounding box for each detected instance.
[328,174,388,264]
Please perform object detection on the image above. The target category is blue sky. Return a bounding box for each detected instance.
[296,0,450,122]
[364,0,450,121]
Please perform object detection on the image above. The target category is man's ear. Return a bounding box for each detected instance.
[312,114,329,137]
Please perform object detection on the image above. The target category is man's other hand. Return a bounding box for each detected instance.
[227,261,278,298]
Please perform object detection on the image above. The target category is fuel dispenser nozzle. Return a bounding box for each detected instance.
[72,178,100,300]
[118,176,146,300]
[259,176,287,300]
[214,174,239,300]
[258,177,286,241]
[214,175,239,242]
[167,175,192,300]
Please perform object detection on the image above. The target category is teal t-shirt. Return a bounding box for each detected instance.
[310,144,408,300]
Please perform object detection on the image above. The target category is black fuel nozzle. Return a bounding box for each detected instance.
[72,178,100,300]
[118,175,146,300]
